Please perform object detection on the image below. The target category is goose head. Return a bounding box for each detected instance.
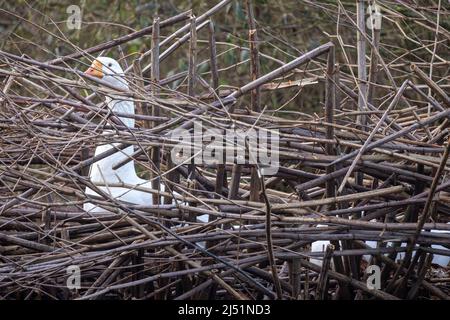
[85,56,134,127]
[84,56,129,90]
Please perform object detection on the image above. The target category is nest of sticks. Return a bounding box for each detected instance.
[0,0,449,300]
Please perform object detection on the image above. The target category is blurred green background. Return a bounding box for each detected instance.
[0,0,448,115]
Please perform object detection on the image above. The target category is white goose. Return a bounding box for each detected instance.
[82,57,165,214]
[81,57,210,226]
[311,225,450,267]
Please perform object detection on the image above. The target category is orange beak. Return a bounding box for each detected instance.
[84,60,103,78]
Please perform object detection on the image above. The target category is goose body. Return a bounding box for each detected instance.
[311,224,450,267]
[83,142,160,213]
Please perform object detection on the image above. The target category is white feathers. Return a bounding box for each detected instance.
[310,230,450,268]
[83,57,172,214]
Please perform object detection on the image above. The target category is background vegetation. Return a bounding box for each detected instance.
[0,0,448,115]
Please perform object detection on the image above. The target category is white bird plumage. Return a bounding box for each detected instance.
[82,57,209,226]
[311,223,450,267]
[83,57,165,214]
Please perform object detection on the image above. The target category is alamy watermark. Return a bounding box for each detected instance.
[366,2,382,30]
[366,265,381,290]
[66,4,82,30]
[66,265,81,290]
[170,121,280,175]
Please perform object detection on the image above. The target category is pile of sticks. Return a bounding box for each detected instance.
[0,0,449,300]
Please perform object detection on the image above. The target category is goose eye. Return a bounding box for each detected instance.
[108,63,112,67]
